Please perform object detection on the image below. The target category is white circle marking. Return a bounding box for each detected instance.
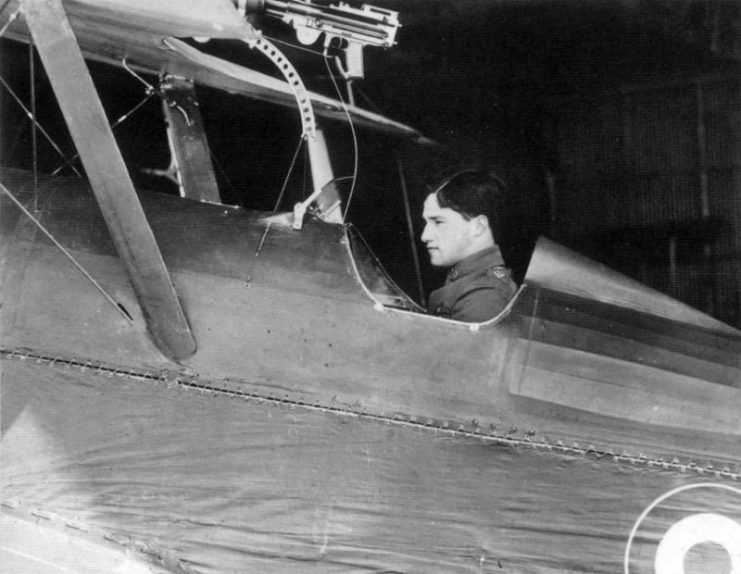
[624,482,741,574]
[654,512,741,574]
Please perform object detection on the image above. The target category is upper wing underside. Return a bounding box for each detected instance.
[1,0,430,143]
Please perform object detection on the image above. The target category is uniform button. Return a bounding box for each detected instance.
[489,267,507,279]
[449,269,459,281]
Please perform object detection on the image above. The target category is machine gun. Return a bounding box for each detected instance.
[238,0,400,80]
[233,0,401,227]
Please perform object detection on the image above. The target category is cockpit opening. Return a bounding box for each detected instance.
[344,223,524,326]
[345,224,423,312]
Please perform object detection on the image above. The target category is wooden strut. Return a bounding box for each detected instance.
[20,0,197,361]
[160,76,221,203]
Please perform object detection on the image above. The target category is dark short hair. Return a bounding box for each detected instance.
[431,169,507,243]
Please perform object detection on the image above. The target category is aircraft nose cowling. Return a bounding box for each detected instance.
[525,236,741,337]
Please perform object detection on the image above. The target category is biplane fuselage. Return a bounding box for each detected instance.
[2,0,741,572]
[2,168,740,462]
[2,168,741,572]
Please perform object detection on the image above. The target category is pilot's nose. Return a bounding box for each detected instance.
[421,222,431,243]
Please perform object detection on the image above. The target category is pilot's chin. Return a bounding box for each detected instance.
[428,256,444,268]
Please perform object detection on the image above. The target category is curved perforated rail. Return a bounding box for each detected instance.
[251,36,316,140]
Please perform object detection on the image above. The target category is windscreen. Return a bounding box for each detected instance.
[345,224,423,312]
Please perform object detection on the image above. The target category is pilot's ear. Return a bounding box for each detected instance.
[473,214,489,235]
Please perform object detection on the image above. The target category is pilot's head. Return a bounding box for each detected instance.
[421,169,506,268]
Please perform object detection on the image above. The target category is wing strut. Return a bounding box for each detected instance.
[20,0,196,361]
[160,76,221,203]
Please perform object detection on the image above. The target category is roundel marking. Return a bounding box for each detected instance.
[654,512,741,574]
[624,482,741,574]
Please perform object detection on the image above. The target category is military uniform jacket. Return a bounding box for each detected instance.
[428,246,517,322]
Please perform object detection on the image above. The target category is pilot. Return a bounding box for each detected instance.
[421,169,517,322]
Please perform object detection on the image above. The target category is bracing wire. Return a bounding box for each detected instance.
[322,45,359,221]
[302,141,309,201]
[274,135,306,214]
[263,34,325,59]
[254,135,305,258]
[397,152,426,306]
[122,58,157,95]
[0,75,82,177]
[0,5,19,38]
[1,54,154,178]
[0,182,133,323]
[51,91,155,176]
[29,41,38,211]
[208,150,237,198]
[257,34,359,219]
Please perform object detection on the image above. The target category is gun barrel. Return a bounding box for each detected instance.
[261,0,399,47]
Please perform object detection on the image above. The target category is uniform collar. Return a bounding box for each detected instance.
[446,245,505,283]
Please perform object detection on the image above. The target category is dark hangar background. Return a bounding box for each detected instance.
[2,0,741,328]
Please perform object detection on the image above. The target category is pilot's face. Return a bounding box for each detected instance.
[421,193,476,268]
